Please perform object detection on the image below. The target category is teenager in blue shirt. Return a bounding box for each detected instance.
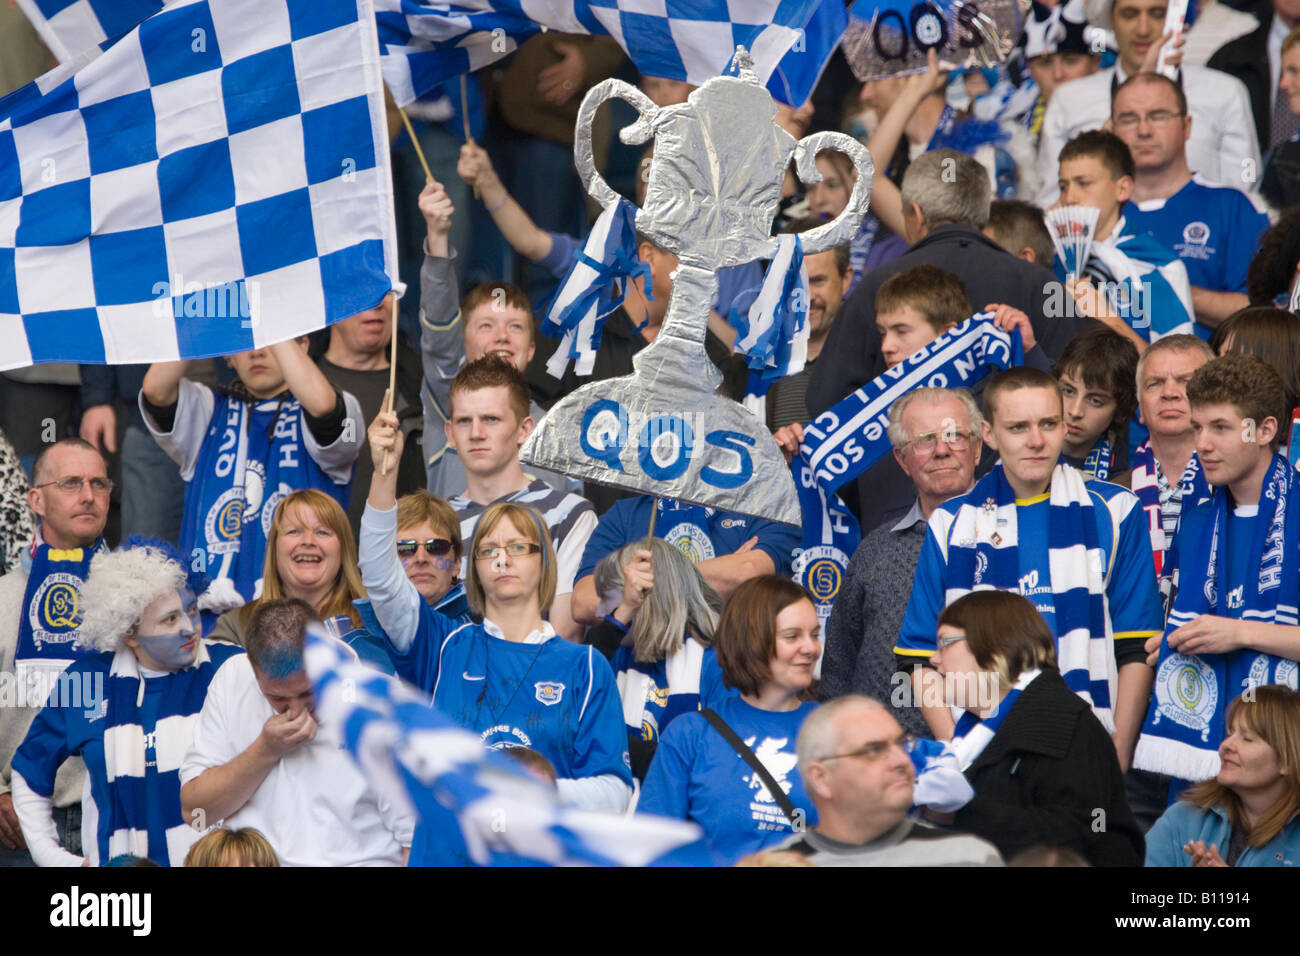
[897,368,1163,769]
[1114,74,1270,339]
[639,576,819,864]
[361,407,632,828]
[1135,356,1300,782]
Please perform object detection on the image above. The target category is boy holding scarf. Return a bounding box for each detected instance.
[141,339,364,615]
[1135,355,1300,783]
[897,368,1163,771]
[0,438,110,865]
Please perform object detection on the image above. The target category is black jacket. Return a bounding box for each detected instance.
[806,225,1096,419]
[952,668,1145,867]
[1207,15,1271,153]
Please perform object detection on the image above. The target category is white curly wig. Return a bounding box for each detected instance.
[78,545,188,652]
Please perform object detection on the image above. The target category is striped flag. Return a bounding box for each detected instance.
[1,0,398,369]
[376,0,847,107]
[303,628,709,866]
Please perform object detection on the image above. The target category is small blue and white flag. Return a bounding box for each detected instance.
[303,629,708,867]
[375,0,845,108]
[16,0,169,63]
[731,233,809,399]
[1,0,398,370]
[542,196,645,379]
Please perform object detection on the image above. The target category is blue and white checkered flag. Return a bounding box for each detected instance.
[376,0,846,108]
[1,0,398,369]
[16,0,169,62]
[304,628,708,866]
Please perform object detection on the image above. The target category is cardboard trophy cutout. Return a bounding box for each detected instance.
[519,50,871,526]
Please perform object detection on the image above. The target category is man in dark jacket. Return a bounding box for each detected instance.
[806,149,1096,419]
[1207,3,1291,155]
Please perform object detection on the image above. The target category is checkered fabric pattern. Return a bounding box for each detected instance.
[16,0,168,62]
[0,0,397,370]
[376,0,842,107]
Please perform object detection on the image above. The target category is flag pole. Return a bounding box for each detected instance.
[459,75,480,199]
[382,293,400,476]
[397,106,434,182]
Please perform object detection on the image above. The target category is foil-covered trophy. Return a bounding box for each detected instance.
[520,50,872,526]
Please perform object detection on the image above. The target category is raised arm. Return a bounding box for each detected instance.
[142,360,189,407]
[864,51,947,238]
[458,142,553,262]
[270,338,337,418]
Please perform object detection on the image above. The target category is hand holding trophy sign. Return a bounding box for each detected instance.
[520,50,872,526]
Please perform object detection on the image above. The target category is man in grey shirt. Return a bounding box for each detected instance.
[779,696,1002,866]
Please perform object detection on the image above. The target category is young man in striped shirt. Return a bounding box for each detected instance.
[443,357,596,641]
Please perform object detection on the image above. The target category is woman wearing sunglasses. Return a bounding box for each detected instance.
[360,410,632,840]
[208,490,388,670]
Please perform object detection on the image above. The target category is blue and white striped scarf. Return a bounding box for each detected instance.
[794,314,1021,629]
[1135,454,1300,781]
[949,669,1042,771]
[944,465,1117,730]
[1081,438,1111,480]
[101,639,241,866]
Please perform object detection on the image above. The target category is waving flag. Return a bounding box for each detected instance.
[303,629,709,867]
[376,0,846,107]
[0,0,398,370]
[16,0,168,62]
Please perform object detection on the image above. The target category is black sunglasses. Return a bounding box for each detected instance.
[396,538,454,557]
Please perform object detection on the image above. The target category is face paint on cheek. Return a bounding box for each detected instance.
[135,627,198,670]
[433,556,455,572]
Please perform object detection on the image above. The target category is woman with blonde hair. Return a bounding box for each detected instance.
[592,539,728,778]
[361,411,631,862]
[184,827,280,867]
[10,539,242,866]
[1146,685,1300,867]
[209,489,384,669]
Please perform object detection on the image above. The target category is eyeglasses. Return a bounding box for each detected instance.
[821,733,916,763]
[474,542,542,561]
[1112,110,1184,129]
[937,633,968,650]
[396,538,454,558]
[905,429,973,455]
[36,475,114,495]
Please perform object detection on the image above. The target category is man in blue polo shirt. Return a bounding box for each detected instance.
[569,496,799,626]
[897,368,1163,771]
[1115,74,1271,340]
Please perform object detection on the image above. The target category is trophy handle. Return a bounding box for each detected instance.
[575,79,660,211]
[792,132,875,255]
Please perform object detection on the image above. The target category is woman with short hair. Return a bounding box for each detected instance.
[1146,685,1300,866]
[10,539,242,866]
[639,576,820,864]
[929,590,1144,866]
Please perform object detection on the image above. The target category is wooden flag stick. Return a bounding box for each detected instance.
[459,75,480,199]
[397,106,434,182]
[646,497,659,542]
[381,293,400,476]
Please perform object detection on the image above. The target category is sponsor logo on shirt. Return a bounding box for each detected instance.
[1175,221,1214,261]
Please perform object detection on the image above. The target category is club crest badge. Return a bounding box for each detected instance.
[1153,654,1218,741]
[535,681,565,707]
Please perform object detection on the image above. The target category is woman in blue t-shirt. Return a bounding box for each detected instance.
[592,538,730,779]
[638,576,820,864]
